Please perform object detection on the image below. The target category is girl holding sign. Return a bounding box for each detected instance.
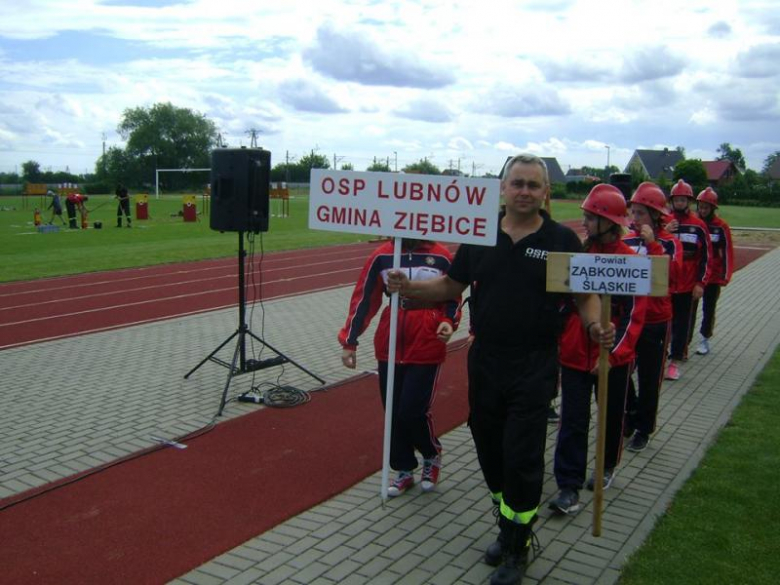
[338,239,460,497]
[549,185,646,515]
[622,183,683,452]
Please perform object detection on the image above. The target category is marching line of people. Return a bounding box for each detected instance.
[340,153,734,585]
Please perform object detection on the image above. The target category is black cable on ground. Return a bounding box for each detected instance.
[249,382,311,408]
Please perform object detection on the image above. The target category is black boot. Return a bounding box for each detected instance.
[484,532,504,567]
[485,501,503,566]
[489,516,534,585]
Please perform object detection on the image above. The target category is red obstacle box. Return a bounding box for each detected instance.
[182,195,197,222]
[135,194,149,220]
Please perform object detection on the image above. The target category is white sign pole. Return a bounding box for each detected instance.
[380,237,402,502]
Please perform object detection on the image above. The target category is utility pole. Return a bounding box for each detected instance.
[285,150,296,183]
[393,151,398,172]
[101,132,106,175]
[333,153,345,170]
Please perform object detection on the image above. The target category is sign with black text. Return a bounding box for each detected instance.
[309,170,500,246]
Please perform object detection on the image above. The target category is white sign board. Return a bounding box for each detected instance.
[569,254,652,295]
[309,170,500,246]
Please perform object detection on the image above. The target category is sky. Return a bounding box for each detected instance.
[1,0,779,177]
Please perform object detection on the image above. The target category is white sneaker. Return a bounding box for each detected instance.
[696,338,710,355]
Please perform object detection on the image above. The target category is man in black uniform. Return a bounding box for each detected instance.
[387,154,613,585]
[115,183,131,227]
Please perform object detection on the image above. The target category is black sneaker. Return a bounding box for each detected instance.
[548,488,580,515]
[586,468,614,491]
[626,432,649,452]
[547,406,559,424]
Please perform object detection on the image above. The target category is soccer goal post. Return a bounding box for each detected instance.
[155,168,210,199]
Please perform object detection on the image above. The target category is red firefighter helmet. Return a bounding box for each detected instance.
[670,179,694,198]
[581,184,629,226]
[697,186,719,208]
[630,182,668,214]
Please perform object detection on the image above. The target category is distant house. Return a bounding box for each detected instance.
[624,148,684,181]
[498,156,566,184]
[702,160,741,187]
[541,157,566,184]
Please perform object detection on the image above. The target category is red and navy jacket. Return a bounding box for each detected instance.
[559,239,647,371]
[338,241,460,364]
[699,214,733,286]
[670,210,712,293]
[623,227,683,324]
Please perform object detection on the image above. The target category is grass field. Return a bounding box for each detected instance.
[2,193,780,283]
[0,191,372,282]
[620,344,780,584]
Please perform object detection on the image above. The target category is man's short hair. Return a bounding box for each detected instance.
[500,154,549,186]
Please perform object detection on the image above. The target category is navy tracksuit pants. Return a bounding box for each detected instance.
[670,292,694,360]
[378,362,441,471]
[554,364,630,491]
[626,321,670,437]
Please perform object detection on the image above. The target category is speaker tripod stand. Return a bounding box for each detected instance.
[184,232,325,415]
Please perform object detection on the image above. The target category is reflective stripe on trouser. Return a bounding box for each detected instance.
[500,500,538,525]
[468,341,557,519]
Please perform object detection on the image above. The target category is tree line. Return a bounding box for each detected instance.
[2,103,778,205]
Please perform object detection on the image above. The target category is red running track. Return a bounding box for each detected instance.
[0,236,773,350]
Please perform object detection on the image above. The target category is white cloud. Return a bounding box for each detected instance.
[0,0,778,174]
[303,23,456,89]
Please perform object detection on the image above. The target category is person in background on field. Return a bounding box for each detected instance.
[115,183,131,228]
[338,238,460,498]
[387,154,613,585]
[549,185,646,516]
[689,187,733,356]
[622,183,683,453]
[65,192,88,229]
[46,190,66,225]
[665,179,711,381]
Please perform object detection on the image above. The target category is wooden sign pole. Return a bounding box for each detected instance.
[546,251,669,537]
[592,294,611,537]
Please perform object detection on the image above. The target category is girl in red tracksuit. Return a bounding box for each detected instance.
[549,185,646,515]
[690,187,734,356]
[338,239,460,497]
[622,183,683,452]
[666,179,712,380]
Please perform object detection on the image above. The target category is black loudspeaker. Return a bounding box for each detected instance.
[609,173,632,202]
[210,147,271,233]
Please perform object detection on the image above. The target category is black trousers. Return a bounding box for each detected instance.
[117,199,131,226]
[65,199,77,229]
[378,362,442,471]
[690,284,721,341]
[468,341,557,517]
[554,364,630,490]
[626,321,670,436]
[670,292,694,360]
